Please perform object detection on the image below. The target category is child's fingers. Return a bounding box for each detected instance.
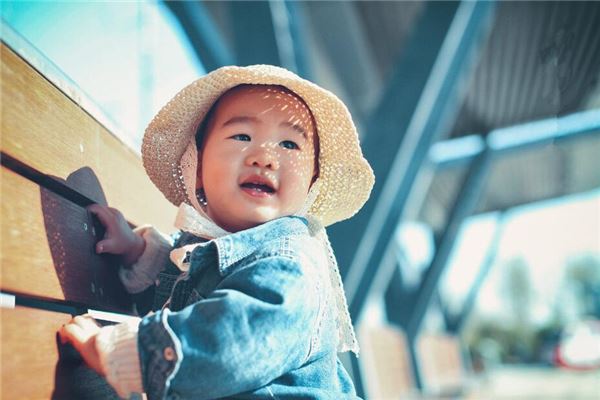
[87,203,108,217]
[87,203,101,213]
[96,239,108,254]
[74,314,101,328]
[87,204,114,227]
[95,238,120,254]
[59,318,104,375]
[58,326,67,344]
[61,315,100,344]
[60,322,87,345]
[107,207,124,218]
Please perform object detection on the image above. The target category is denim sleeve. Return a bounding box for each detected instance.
[137,255,319,400]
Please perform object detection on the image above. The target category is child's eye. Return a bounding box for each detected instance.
[230,134,251,141]
[280,140,299,150]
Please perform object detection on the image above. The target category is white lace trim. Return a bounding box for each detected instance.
[179,142,205,214]
[175,201,229,239]
[177,141,359,354]
[305,215,359,354]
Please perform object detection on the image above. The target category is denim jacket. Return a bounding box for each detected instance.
[136,216,359,400]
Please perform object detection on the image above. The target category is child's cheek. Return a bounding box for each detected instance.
[293,157,313,182]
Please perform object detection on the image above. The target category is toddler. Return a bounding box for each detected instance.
[60,65,374,400]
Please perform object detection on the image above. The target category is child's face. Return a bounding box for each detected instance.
[197,86,317,232]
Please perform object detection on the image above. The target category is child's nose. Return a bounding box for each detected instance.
[245,146,279,170]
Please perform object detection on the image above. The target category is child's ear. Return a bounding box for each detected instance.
[311,162,319,185]
[195,156,203,190]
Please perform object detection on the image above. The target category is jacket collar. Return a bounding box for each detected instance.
[214,216,309,275]
[174,202,309,274]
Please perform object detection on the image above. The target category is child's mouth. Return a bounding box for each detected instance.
[240,182,276,197]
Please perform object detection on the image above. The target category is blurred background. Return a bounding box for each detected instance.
[2,1,599,398]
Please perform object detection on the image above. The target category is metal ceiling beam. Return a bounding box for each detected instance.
[487,108,600,153]
[407,147,493,389]
[166,1,310,75]
[337,0,495,324]
[448,212,505,333]
[268,0,311,78]
[428,108,600,168]
[329,1,495,396]
[435,109,600,335]
[331,0,456,283]
[402,108,600,388]
[428,134,486,168]
[162,1,234,72]
[229,1,280,66]
[301,1,381,118]
[386,110,600,331]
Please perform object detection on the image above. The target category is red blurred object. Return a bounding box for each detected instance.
[554,319,600,370]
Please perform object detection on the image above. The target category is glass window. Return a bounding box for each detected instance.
[440,212,500,318]
[450,189,600,369]
[2,0,205,150]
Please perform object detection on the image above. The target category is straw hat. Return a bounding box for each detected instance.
[142,65,374,227]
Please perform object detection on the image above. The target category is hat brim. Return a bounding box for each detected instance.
[142,65,374,227]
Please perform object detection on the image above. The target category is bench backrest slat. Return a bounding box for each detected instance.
[1,38,180,397]
[1,306,73,400]
[1,167,133,311]
[0,43,177,231]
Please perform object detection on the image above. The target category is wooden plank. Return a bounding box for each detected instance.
[358,325,414,399]
[1,167,134,312]
[0,306,120,400]
[418,334,465,395]
[1,306,70,399]
[0,42,177,233]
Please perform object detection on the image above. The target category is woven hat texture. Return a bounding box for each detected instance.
[142,65,374,227]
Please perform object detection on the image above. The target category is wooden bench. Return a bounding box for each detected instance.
[358,324,416,399]
[1,38,177,399]
[417,333,467,397]
[358,323,468,399]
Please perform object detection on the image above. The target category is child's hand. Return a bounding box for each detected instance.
[58,314,105,376]
[88,204,146,266]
